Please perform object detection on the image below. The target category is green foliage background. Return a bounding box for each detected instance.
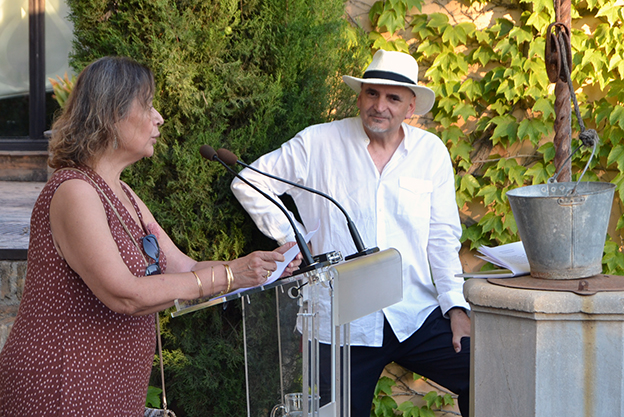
[65,0,367,415]
[365,0,624,267]
[364,0,624,415]
[63,0,624,415]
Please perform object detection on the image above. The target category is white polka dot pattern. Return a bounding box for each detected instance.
[0,167,168,416]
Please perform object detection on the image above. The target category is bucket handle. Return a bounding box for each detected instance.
[548,139,597,195]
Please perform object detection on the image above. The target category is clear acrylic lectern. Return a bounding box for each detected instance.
[172,248,403,417]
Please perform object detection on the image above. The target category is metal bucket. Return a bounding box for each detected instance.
[506,182,615,279]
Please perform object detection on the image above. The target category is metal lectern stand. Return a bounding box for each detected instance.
[306,248,403,417]
[172,248,403,417]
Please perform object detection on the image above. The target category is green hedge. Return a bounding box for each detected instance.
[65,0,367,415]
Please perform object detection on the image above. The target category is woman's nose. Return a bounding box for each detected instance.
[153,108,164,126]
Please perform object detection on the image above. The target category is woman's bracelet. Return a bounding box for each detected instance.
[211,266,215,297]
[223,264,234,295]
[191,270,203,299]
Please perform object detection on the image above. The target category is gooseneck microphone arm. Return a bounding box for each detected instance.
[216,148,379,260]
[199,145,316,268]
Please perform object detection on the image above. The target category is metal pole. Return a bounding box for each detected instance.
[553,0,572,182]
[29,0,46,139]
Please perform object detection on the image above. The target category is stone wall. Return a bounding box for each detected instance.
[0,260,26,350]
[0,151,49,182]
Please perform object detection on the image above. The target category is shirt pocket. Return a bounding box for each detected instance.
[398,177,433,219]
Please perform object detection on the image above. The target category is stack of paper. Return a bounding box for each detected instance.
[456,241,530,278]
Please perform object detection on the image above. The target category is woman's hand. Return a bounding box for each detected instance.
[275,241,303,277]
[228,250,286,289]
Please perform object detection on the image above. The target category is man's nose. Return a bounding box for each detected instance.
[372,97,389,113]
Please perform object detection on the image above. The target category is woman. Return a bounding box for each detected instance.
[0,56,299,416]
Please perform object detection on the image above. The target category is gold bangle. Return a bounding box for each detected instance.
[192,271,203,299]
[223,264,234,294]
[211,266,215,297]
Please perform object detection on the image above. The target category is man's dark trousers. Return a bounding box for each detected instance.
[319,307,470,417]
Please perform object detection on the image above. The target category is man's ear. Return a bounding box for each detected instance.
[405,94,417,119]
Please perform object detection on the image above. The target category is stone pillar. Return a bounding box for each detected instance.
[465,279,624,417]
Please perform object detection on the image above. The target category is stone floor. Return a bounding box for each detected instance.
[0,181,45,258]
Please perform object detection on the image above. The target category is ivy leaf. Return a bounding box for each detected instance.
[595,1,624,26]
[417,39,443,58]
[477,184,500,206]
[405,0,424,13]
[370,32,392,50]
[471,45,496,66]
[145,386,162,408]
[608,144,624,171]
[461,224,485,247]
[460,174,480,196]
[438,95,460,113]
[479,210,504,234]
[609,105,624,130]
[526,10,552,32]
[374,376,396,397]
[419,407,436,417]
[427,12,450,29]
[608,54,624,78]
[398,400,420,417]
[525,162,552,184]
[538,142,556,163]
[474,30,492,44]
[458,78,483,101]
[518,118,550,145]
[457,21,476,39]
[490,18,514,38]
[613,172,624,197]
[452,102,477,122]
[580,49,607,74]
[606,80,624,103]
[494,38,516,58]
[490,115,519,144]
[377,2,406,34]
[533,97,555,120]
[527,36,545,60]
[442,24,466,48]
[424,391,443,408]
[411,14,435,39]
[508,163,528,185]
[523,0,554,14]
[369,1,385,23]
[443,393,455,406]
[450,140,473,161]
[372,395,398,417]
[441,125,464,146]
[509,26,533,45]
[502,208,518,235]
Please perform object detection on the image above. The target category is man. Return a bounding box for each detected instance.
[231,50,470,416]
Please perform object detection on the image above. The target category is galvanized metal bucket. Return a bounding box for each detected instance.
[506,181,615,279]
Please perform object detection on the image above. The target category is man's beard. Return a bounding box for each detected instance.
[361,113,390,133]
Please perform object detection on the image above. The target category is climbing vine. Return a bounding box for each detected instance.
[362,0,624,265]
[360,0,624,415]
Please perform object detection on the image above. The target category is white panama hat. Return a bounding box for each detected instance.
[342,49,435,116]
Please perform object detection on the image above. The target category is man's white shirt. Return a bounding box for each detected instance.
[231,117,469,346]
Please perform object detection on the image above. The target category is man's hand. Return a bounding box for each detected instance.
[448,308,471,353]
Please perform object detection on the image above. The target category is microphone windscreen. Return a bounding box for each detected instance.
[217,148,239,166]
[199,145,217,161]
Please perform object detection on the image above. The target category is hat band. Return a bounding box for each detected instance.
[363,70,415,85]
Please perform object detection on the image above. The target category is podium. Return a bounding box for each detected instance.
[172,248,403,417]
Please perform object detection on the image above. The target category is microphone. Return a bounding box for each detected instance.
[217,148,379,260]
[199,145,325,272]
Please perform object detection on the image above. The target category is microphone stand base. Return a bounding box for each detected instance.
[296,260,332,275]
[345,247,380,261]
